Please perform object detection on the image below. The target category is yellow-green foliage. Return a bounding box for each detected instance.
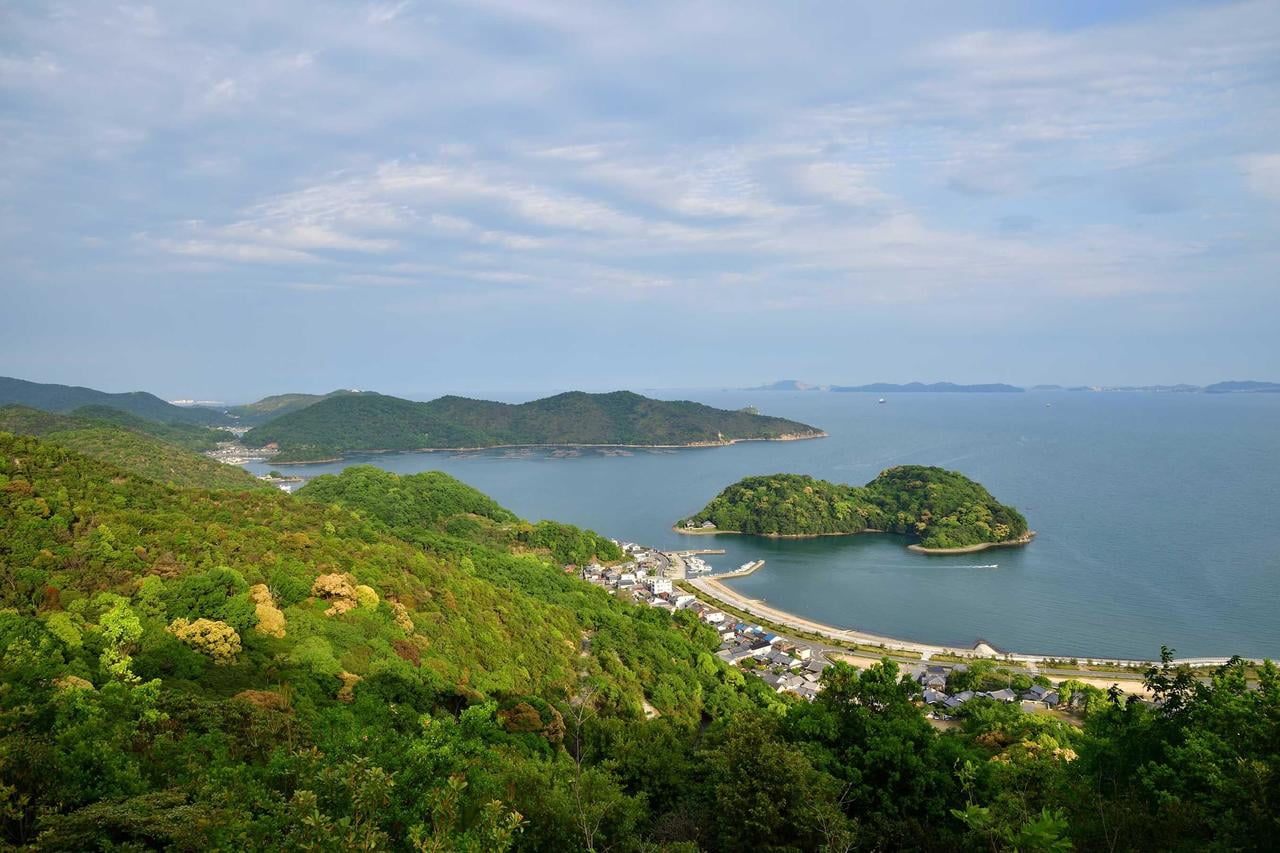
[354,585,379,609]
[44,612,82,649]
[248,583,273,605]
[390,601,415,633]
[311,573,357,616]
[167,618,241,664]
[248,583,286,637]
[254,602,287,638]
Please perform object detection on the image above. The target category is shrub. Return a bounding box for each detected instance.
[166,618,241,664]
[254,603,287,638]
[354,585,379,609]
[311,573,357,616]
[268,570,311,607]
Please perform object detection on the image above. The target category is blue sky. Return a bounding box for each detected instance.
[2,1,1278,400]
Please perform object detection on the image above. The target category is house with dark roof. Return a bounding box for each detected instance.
[760,673,787,692]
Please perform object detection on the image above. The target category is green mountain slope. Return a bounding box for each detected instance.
[245,390,826,461]
[227,389,369,425]
[0,376,232,425]
[0,432,782,848]
[67,405,224,452]
[683,466,1029,549]
[1,434,1275,850]
[0,406,262,490]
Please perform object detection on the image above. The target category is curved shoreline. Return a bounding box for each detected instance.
[907,531,1037,554]
[674,525,1034,554]
[689,572,1264,668]
[258,431,829,465]
[673,526,882,539]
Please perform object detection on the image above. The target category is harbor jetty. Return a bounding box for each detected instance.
[714,559,766,579]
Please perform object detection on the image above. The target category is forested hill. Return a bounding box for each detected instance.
[0,405,263,490]
[244,390,826,461]
[0,376,230,425]
[297,465,625,566]
[2,434,1277,849]
[683,466,1029,549]
[0,432,775,847]
[226,389,369,425]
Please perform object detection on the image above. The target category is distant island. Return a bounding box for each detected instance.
[747,379,828,391]
[1203,380,1280,394]
[678,466,1031,553]
[747,379,1022,392]
[243,390,827,462]
[830,382,1025,393]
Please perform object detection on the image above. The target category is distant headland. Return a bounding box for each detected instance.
[242,390,827,462]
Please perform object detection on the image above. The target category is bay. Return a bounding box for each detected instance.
[245,390,1280,660]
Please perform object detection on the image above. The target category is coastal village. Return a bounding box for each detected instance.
[581,541,1096,717]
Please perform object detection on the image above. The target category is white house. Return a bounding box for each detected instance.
[649,578,673,595]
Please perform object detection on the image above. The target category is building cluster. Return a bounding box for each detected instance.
[714,624,827,701]
[909,664,1069,717]
[580,541,667,598]
[579,542,827,701]
[206,435,275,466]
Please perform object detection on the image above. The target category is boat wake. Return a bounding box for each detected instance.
[955,563,999,569]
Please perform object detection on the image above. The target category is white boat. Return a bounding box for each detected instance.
[878,397,886,404]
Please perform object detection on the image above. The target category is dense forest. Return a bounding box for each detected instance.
[1,425,1276,850]
[0,405,263,490]
[244,390,825,461]
[684,467,1029,549]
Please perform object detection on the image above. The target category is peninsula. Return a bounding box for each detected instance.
[678,466,1031,552]
[243,390,826,462]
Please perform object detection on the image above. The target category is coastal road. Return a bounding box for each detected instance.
[680,575,1252,696]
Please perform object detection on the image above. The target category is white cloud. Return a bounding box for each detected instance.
[4,0,1277,318]
[141,236,318,264]
[1243,154,1280,202]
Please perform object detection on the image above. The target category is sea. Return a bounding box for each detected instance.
[244,390,1280,661]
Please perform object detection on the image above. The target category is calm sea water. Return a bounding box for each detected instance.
[245,391,1280,660]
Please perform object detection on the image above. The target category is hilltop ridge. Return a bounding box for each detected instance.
[0,376,231,425]
[244,389,826,461]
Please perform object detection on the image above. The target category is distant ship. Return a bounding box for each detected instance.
[878,397,886,404]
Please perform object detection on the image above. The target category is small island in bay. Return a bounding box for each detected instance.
[678,466,1032,553]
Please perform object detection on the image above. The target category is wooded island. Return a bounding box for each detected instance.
[680,466,1032,551]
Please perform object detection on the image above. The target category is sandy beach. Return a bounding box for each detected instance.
[690,572,1256,671]
[906,531,1037,554]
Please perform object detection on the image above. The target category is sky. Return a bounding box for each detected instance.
[2,0,1278,401]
